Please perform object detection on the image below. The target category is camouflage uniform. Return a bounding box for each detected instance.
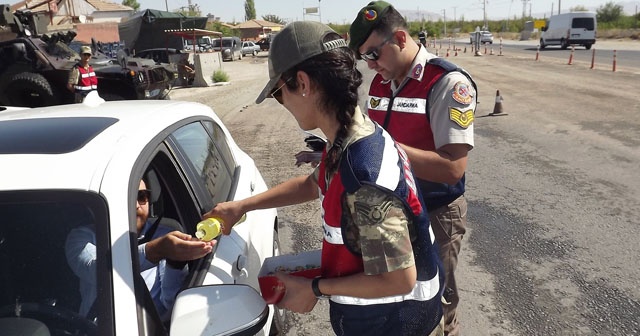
[315,110,444,336]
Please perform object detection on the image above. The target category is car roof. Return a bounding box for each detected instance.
[0,100,221,193]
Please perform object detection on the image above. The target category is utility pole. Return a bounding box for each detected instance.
[319,0,321,23]
[558,0,561,14]
[483,0,487,29]
[442,9,447,37]
[165,0,168,11]
[453,6,457,23]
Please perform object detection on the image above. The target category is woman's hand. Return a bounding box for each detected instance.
[274,272,318,313]
[202,201,244,235]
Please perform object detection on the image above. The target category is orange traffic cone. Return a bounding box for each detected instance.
[491,90,504,115]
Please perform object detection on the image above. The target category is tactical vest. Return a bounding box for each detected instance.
[317,124,442,307]
[74,65,98,93]
[367,58,476,210]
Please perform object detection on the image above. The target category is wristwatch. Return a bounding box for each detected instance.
[311,277,331,299]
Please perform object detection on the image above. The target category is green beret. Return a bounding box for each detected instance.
[348,1,393,51]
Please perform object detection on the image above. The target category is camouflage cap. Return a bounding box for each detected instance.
[80,46,92,55]
[348,1,393,51]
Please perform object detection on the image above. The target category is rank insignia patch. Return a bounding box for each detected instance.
[370,97,381,108]
[452,81,473,105]
[449,107,474,128]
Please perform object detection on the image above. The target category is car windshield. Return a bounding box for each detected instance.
[0,190,109,335]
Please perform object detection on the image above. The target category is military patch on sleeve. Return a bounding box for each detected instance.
[449,107,474,128]
[451,81,473,105]
[370,97,381,108]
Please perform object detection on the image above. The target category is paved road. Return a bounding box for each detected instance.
[171,42,640,335]
[433,38,640,72]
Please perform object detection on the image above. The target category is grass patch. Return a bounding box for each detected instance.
[212,70,229,83]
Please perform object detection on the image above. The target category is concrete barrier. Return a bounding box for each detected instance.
[191,52,222,87]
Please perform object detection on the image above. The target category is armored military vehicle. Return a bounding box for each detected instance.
[0,5,175,107]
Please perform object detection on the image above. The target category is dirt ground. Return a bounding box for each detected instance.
[171,39,640,335]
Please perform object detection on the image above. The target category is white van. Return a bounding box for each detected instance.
[540,12,597,50]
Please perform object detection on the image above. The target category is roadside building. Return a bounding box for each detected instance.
[234,19,283,41]
[10,0,133,43]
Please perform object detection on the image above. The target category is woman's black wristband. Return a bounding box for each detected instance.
[311,277,331,299]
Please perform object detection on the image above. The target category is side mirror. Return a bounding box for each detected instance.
[170,285,269,335]
[541,26,547,32]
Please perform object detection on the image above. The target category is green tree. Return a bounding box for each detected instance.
[262,14,285,24]
[596,2,623,23]
[122,0,140,11]
[176,5,201,17]
[570,5,589,11]
[244,0,256,21]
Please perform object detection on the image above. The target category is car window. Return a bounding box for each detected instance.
[0,190,112,335]
[171,121,236,206]
[572,18,594,30]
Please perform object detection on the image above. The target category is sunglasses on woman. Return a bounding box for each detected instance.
[270,77,292,104]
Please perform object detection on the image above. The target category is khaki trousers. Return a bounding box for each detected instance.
[429,196,467,336]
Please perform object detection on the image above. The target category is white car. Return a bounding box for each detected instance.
[0,99,285,335]
[241,41,261,56]
[469,30,494,44]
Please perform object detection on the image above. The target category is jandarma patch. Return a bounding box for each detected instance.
[451,81,473,105]
[449,107,474,128]
[412,64,423,78]
[364,9,378,21]
[370,97,381,108]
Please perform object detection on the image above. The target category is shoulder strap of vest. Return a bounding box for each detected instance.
[338,145,361,194]
[425,58,479,119]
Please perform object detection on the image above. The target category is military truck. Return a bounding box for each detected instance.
[0,5,175,107]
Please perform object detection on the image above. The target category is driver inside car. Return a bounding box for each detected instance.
[65,177,215,321]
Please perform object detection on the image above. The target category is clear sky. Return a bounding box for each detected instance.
[137,0,635,23]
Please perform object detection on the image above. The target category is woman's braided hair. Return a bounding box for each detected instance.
[281,33,363,175]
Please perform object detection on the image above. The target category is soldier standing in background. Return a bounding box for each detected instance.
[67,46,98,103]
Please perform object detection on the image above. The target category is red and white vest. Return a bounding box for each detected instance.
[74,65,98,93]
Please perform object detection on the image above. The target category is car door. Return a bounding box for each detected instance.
[119,117,243,335]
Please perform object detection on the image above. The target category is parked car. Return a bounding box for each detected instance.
[540,12,597,49]
[256,38,271,52]
[469,30,494,44]
[183,36,215,53]
[242,41,261,56]
[0,99,285,335]
[212,37,243,61]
